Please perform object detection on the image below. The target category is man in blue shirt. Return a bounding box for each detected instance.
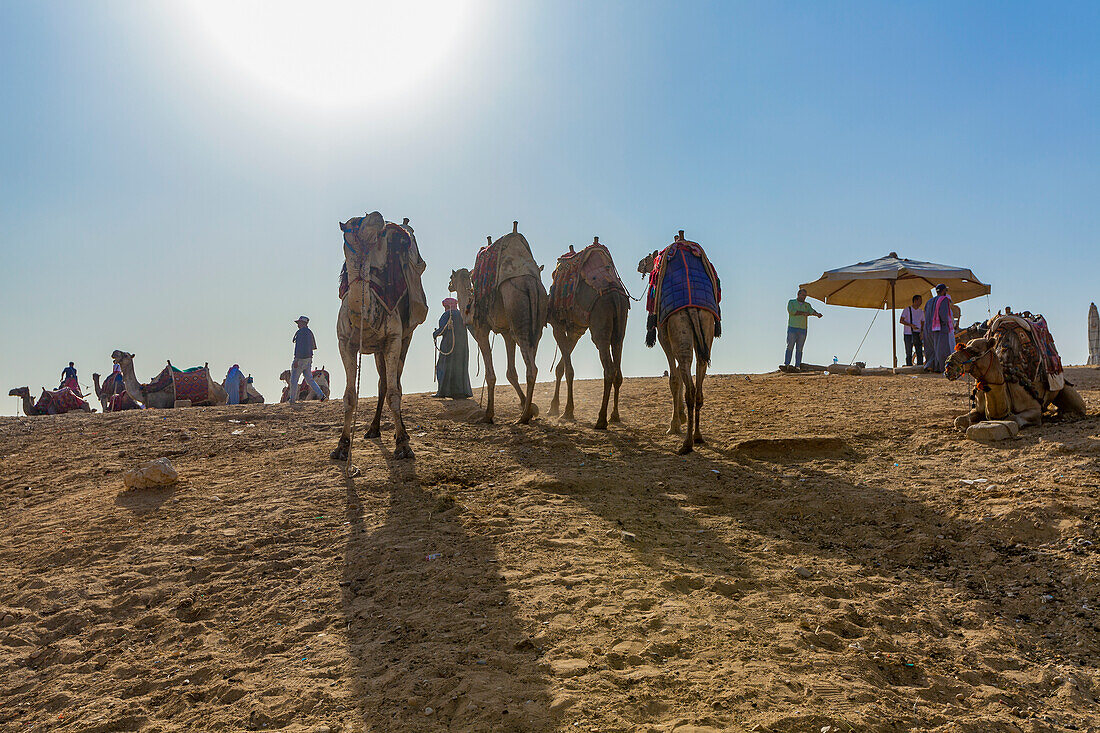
[288,316,326,403]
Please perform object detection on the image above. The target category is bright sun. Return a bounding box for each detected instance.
[172,0,480,108]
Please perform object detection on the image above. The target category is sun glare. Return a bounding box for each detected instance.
[171,0,480,109]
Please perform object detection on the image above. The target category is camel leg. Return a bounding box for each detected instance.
[474,331,496,423]
[677,352,696,454]
[517,338,539,425]
[659,329,684,435]
[693,356,707,444]
[1054,385,1087,417]
[549,324,568,417]
[594,338,614,430]
[382,339,412,460]
[954,408,984,432]
[503,334,527,406]
[365,353,385,439]
[331,338,358,461]
[559,332,581,422]
[610,326,624,423]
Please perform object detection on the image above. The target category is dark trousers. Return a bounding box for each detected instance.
[904,333,924,366]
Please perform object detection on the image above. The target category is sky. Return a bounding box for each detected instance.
[2,1,1099,415]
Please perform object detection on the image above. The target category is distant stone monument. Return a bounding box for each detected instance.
[1090,303,1100,366]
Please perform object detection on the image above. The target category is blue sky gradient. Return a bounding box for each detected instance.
[2,2,1098,413]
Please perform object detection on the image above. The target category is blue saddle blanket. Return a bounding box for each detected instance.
[655,243,721,324]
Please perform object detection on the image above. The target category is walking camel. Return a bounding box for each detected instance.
[449,222,548,424]
[548,237,629,429]
[637,232,721,454]
[330,212,428,461]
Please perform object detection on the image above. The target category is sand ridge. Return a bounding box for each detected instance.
[1,369,1099,731]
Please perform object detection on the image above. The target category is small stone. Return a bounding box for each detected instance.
[794,566,813,579]
[423,708,434,716]
[1,614,15,625]
[621,531,637,543]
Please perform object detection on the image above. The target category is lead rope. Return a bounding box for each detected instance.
[344,264,368,478]
[849,308,880,366]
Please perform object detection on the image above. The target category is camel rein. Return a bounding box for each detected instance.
[344,260,369,478]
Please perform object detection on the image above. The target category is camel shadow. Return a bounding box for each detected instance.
[341,448,551,731]
[496,411,1093,684]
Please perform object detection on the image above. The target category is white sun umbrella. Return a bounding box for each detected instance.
[800,252,991,368]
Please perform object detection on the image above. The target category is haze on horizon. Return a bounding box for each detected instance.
[2,1,1098,415]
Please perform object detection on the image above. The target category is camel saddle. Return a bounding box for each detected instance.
[549,243,626,326]
[339,221,429,327]
[471,231,543,323]
[989,315,1065,392]
[647,239,721,325]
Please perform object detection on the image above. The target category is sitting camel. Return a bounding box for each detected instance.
[279,368,330,402]
[637,232,721,454]
[946,318,1086,430]
[449,223,548,424]
[9,387,93,416]
[112,351,228,408]
[92,371,127,412]
[547,237,629,429]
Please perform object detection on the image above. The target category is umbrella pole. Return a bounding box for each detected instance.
[890,281,897,369]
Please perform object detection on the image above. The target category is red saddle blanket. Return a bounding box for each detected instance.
[145,364,211,405]
[35,387,89,415]
[108,392,139,412]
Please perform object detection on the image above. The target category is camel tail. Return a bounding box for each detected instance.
[689,309,711,366]
[526,277,540,348]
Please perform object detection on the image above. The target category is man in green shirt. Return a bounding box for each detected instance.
[782,288,822,372]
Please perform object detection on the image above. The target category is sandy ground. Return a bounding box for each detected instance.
[2,367,1099,732]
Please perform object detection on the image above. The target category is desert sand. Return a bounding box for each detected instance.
[2,368,1099,732]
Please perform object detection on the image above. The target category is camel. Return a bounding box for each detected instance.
[9,387,93,416]
[331,212,428,462]
[91,371,126,412]
[637,233,720,454]
[279,368,330,402]
[946,319,1086,430]
[226,375,266,404]
[449,222,548,424]
[547,237,629,429]
[111,351,228,408]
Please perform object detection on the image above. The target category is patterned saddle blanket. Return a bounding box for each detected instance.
[145,364,212,405]
[647,240,721,324]
[35,387,89,415]
[338,222,411,314]
[991,315,1065,392]
[549,243,626,325]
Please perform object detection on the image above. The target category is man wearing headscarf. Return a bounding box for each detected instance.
[433,297,473,399]
[225,364,243,405]
[924,284,956,373]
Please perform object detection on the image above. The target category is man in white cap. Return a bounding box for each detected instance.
[288,316,325,402]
